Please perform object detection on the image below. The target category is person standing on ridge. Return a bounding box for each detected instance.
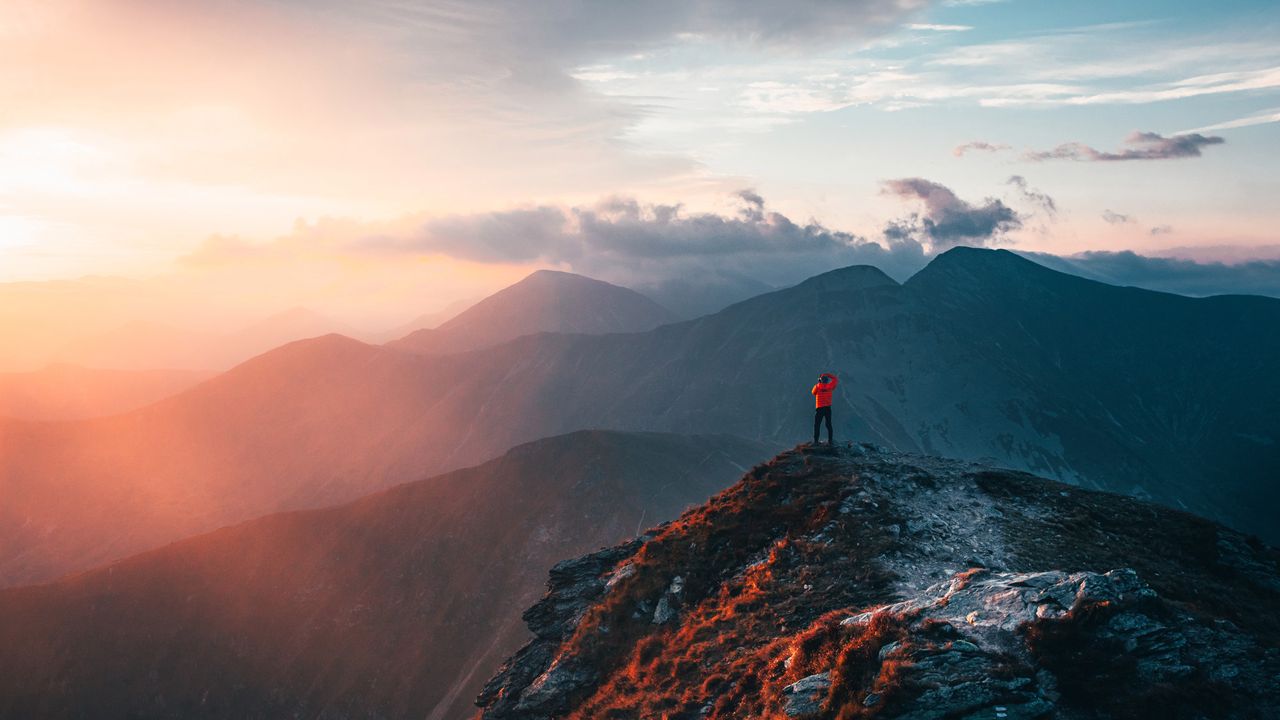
[812,372,838,445]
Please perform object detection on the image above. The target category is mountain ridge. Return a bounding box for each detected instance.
[0,430,776,720]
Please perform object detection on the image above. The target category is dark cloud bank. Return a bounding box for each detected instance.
[1023,251,1280,299]
[358,179,1279,315]
[880,178,1022,249]
[360,191,929,316]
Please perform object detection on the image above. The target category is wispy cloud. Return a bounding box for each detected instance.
[1007,175,1056,216]
[1025,131,1224,162]
[907,23,973,32]
[1181,107,1280,134]
[1056,66,1280,106]
[688,27,1280,118]
[1102,210,1134,225]
[953,140,1011,157]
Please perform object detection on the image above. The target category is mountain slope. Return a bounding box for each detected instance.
[0,431,774,720]
[478,444,1280,719]
[0,365,213,420]
[389,269,677,355]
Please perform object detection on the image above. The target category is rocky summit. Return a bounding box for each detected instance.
[476,444,1280,719]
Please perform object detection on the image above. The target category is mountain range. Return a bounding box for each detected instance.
[3,248,1277,589]
[0,431,772,720]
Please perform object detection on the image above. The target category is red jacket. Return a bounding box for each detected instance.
[811,373,838,408]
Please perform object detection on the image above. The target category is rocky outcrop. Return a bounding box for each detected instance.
[830,567,1279,719]
[477,539,645,717]
[477,444,1280,719]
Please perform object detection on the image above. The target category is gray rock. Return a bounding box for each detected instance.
[652,575,685,624]
[782,671,831,716]
[878,639,902,660]
[652,596,675,625]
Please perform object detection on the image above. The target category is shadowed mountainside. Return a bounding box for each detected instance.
[477,443,1280,719]
[0,431,774,720]
[3,248,1277,587]
[389,269,677,355]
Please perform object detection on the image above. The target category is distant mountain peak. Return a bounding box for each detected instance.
[222,332,377,373]
[458,268,649,305]
[795,263,899,291]
[524,268,593,281]
[390,268,676,355]
[908,246,1067,286]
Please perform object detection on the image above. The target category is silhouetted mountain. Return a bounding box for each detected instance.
[478,443,1280,719]
[224,306,353,354]
[389,270,677,355]
[53,320,217,369]
[5,249,1277,587]
[0,431,773,720]
[368,296,479,343]
[0,364,213,420]
[52,307,352,371]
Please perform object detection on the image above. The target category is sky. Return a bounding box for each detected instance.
[1,0,1279,358]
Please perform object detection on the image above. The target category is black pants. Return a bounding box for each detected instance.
[813,406,833,443]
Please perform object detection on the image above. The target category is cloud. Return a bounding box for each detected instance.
[1102,210,1134,225]
[1181,107,1280,134]
[735,189,767,221]
[2,0,936,275]
[907,23,973,32]
[1058,66,1280,106]
[953,141,1011,157]
[666,27,1280,123]
[1150,225,1174,235]
[881,178,1021,248]
[1022,250,1280,299]
[1025,131,1225,162]
[356,191,931,290]
[1006,175,1056,216]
